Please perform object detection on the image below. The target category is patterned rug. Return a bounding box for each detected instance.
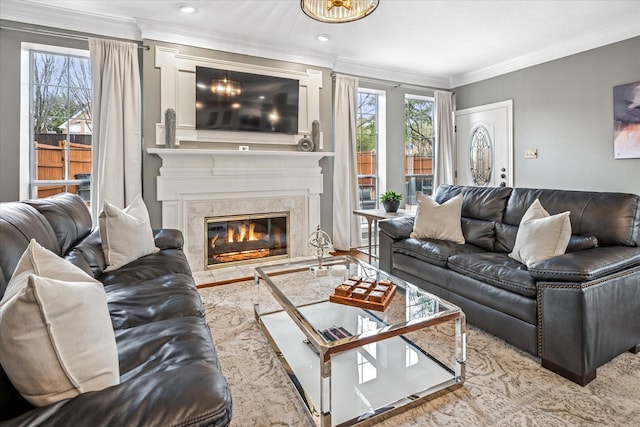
[200,281,640,427]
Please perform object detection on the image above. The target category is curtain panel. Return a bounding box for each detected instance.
[332,74,363,251]
[433,91,455,193]
[89,38,142,221]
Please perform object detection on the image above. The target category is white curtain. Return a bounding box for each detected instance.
[432,90,455,193]
[333,74,363,251]
[89,38,142,221]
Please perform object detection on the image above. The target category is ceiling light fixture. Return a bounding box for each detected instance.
[179,4,197,14]
[301,0,379,23]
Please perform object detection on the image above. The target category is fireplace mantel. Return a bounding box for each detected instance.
[148,148,333,271]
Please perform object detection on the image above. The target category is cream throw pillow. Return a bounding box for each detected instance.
[100,194,157,272]
[410,193,465,244]
[509,199,572,267]
[0,240,119,407]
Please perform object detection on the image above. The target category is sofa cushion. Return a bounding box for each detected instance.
[0,203,59,291]
[393,238,485,267]
[411,193,465,243]
[448,252,538,297]
[70,229,107,278]
[436,184,513,222]
[461,218,495,251]
[509,200,572,267]
[0,240,119,407]
[566,235,599,252]
[504,187,640,247]
[100,195,157,272]
[25,193,92,256]
[496,222,598,255]
[101,248,200,330]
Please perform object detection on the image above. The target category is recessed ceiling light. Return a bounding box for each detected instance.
[317,34,330,42]
[179,4,197,14]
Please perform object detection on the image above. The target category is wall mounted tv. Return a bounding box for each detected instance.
[195,66,299,135]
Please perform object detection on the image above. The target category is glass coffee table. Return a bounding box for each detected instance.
[254,256,465,427]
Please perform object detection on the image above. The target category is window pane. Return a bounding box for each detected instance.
[32,85,70,134]
[34,184,70,200]
[357,92,378,212]
[405,97,434,205]
[32,52,68,87]
[30,49,92,202]
[34,142,64,182]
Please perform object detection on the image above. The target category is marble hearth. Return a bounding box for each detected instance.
[148,148,332,273]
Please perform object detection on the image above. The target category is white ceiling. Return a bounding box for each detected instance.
[2,0,639,88]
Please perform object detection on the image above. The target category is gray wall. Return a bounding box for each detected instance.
[141,40,335,230]
[455,36,640,194]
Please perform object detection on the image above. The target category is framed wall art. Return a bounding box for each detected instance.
[613,81,640,159]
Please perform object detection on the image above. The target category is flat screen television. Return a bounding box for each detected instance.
[195,66,299,135]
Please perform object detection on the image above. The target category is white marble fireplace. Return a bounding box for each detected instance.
[148,148,332,272]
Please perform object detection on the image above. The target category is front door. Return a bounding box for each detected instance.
[455,100,513,188]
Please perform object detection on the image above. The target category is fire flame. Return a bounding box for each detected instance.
[227,222,259,242]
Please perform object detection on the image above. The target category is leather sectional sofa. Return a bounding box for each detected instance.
[379,184,640,385]
[0,193,232,426]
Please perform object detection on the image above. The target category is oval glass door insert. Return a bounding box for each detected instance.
[469,125,493,186]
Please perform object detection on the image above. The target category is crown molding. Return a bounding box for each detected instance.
[333,57,451,90]
[451,14,640,88]
[135,17,337,71]
[0,0,141,40]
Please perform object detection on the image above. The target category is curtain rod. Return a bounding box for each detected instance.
[331,71,451,93]
[0,26,150,50]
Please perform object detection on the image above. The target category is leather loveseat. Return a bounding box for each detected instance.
[0,193,232,426]
[378,184,640,385]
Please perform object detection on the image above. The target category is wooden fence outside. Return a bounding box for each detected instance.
[36,140,91,199]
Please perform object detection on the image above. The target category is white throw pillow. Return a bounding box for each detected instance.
[410,193,465,244]
[100,194,157,272]
[509,199,572,267]
[0,240,119,407]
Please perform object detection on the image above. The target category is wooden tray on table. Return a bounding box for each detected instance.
[329,278,397,312]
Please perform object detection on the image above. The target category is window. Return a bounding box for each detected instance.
[405,95,434,207]
[356,90,379,211]
[26,46,92,203]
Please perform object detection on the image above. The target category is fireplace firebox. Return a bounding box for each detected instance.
[205,212,289,269]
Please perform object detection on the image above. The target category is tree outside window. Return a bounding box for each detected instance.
[30,50,92,202]
[356,91,378,210]
[405,96,434,205]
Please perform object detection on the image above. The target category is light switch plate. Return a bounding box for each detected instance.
[524,149,538,159]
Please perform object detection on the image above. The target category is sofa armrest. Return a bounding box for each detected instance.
[378,217,415,240]
[528,246,640,282]
[153,229,184,250]
[537,265,640,385]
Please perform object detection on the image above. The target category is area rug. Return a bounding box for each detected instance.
[200,281,640,426]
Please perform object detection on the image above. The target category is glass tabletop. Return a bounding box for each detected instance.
[255,256,461,351]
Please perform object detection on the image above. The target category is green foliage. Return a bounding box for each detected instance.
[405,98,434,157]
[357,92,377,152]
[380,191,403,202]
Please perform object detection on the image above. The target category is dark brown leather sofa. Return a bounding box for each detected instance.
[379,184,640,385]
[0,193,232,426]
